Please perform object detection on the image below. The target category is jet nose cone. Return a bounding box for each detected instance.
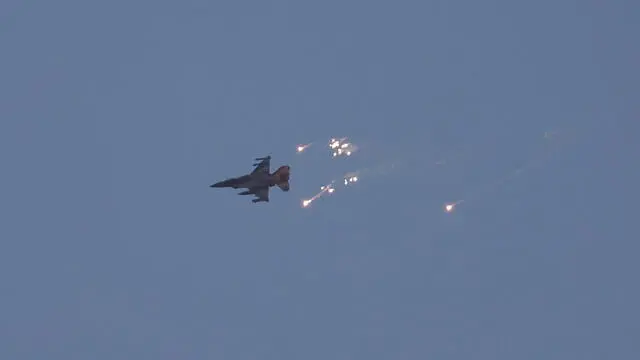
[210,182,223,188]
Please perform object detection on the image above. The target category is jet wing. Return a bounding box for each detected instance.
[251,186,269,202]
[251,156,271,175]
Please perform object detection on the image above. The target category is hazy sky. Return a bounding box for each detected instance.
[1,1,638,359]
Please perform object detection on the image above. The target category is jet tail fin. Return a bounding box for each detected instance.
[272,165,290,191]
[272,165,290,179]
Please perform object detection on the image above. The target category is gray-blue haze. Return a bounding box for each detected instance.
[1,1,638,358]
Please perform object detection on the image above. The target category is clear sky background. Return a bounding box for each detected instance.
[1,1,638,359]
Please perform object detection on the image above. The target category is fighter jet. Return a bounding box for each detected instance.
[209,156,290,203]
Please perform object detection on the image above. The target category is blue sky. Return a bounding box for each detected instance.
[1,0,638,359]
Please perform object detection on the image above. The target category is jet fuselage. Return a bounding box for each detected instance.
[211,165,290,190]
